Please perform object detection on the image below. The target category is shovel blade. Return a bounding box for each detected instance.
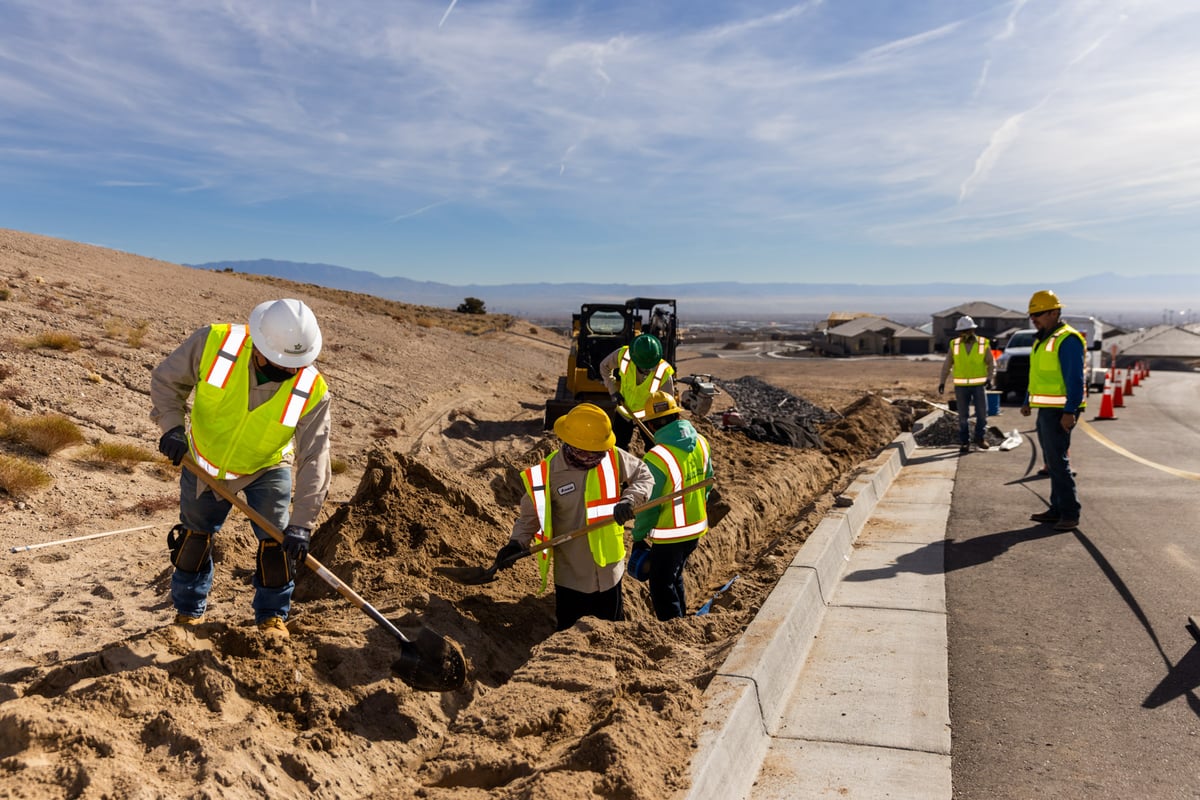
[434,564,498,585]
[390,626,468,692]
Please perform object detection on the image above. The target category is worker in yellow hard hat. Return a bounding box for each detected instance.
[493,403,654,630]
[1020,289,1085,531]
[628,391,716,620]
[600,333,676,449]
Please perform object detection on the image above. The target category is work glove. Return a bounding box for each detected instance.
[612,499,636,525]
[495,541,526,569]
[282,525,311,563]
[158,425,189,466]
[937,383,945,395]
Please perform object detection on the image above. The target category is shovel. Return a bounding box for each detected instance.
[182,459,467,693]
[437,477,715,586]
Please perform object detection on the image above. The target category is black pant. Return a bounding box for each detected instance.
[555,581,624,631]
[648,538,700,620]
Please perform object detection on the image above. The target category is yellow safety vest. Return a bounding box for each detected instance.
[189,324,327,479]
[643,436,711,543]
[520,449,626,593]
[616,346,674,418]
[1028,324,1087,410]
[951,336,990,386]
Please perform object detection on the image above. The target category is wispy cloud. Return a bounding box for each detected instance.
[2,0,1199,281]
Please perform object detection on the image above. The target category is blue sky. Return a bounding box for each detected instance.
[3,0,1199,286]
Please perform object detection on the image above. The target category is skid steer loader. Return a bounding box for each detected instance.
[543,297,679,430]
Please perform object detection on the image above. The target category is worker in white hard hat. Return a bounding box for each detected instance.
[151,298,331,639]
[494,403,653,631]
[937,315,996,454]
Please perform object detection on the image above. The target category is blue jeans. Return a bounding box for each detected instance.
[1037,409,1080,520]
[171,466,295,623]
[955,385,988,444]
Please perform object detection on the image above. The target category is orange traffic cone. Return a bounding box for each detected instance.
[1113,370,1125,407]
[1132,364,1141,388]
[1123,367,1134,397]
[1095,374,1116,420]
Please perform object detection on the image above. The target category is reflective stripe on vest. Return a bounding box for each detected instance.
[204,325,248,389]
[951,336,990,386]
[617,348,674,418]
[1028,324,1087,410]
[280,366,319,427]
[644,436,710,543]
[584,451,619,522]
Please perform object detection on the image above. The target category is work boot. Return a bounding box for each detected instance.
[959,444,969,455]
[1030,510,1060,523]
[258,616,290,639]
[974,437,989,450]
[1053,518,1080,531]
[173,613,204,626]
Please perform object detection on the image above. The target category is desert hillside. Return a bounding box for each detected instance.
[0,228,928,799]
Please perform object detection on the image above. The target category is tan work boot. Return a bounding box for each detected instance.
[258,616,290,639]
[173,613,204,626]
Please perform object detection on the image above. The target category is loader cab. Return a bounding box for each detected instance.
[545,297,680,429]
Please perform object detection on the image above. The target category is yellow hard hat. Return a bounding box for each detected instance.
[554,403,615,451]
[1028,290,1063,315]
[642,390,680,421]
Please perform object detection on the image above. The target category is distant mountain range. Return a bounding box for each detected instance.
[186,259,1199,324]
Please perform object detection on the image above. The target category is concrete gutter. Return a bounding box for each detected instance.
[683,411,952,800]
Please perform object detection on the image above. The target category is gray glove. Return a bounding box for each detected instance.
[282,525,311,563]
[612,499,636,525]
[495,541,526,569]
[158,425,189,465]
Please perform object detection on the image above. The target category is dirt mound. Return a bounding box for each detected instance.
[1,394,902,799]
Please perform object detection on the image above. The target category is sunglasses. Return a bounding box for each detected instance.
[1029,310,1053,319]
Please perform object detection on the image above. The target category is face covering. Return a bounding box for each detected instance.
[562,443,606,470]
[258,360,299,383]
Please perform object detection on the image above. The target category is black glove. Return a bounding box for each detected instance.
[282,525,311,563]
[937,383,945,395]
[158,425,189,465]
[612,499,636,525]
[495,541,526,569]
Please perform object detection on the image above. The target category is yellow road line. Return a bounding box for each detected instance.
[1079,420,1200,480]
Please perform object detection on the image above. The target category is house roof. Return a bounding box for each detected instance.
[827,315,931,339]
[930,301,1026,321]
[1104,325,1200,358]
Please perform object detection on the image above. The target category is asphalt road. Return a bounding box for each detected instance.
[947,370,1200,799]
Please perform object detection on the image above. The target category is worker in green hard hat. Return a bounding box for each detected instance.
[600,333,676,450]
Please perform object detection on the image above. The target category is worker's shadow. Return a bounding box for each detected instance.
[841,525,1067,582]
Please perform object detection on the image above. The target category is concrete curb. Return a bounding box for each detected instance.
[683,418,933,800]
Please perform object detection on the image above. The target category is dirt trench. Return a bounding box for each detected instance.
[0,394,904,800]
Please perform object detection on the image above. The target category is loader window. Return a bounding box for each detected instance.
[587,311,625,335]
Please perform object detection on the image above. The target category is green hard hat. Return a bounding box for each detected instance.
[630,334,663,370]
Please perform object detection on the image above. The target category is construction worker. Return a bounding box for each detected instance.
[1020,290,1086,531]
[629,391,714,620]
[599,333,676,450]
[494,403,653,631]
[151,299,331,639]
[937,315,996,454]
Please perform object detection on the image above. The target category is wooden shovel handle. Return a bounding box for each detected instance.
[524,476,714,557]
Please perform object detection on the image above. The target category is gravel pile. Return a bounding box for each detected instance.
[717,376,841,426]
[914,411,1004,448]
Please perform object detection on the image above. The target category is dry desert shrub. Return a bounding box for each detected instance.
[128,494,178,515]
[6,413,86,455]
[104,317,150,348]
[25,331,82,352]
[0,453,52,496]
[82,441,160,470]
[331,457,349,475]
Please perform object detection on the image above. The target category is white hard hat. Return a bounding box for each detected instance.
[955,315,977,332]
[248,299,322,368]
